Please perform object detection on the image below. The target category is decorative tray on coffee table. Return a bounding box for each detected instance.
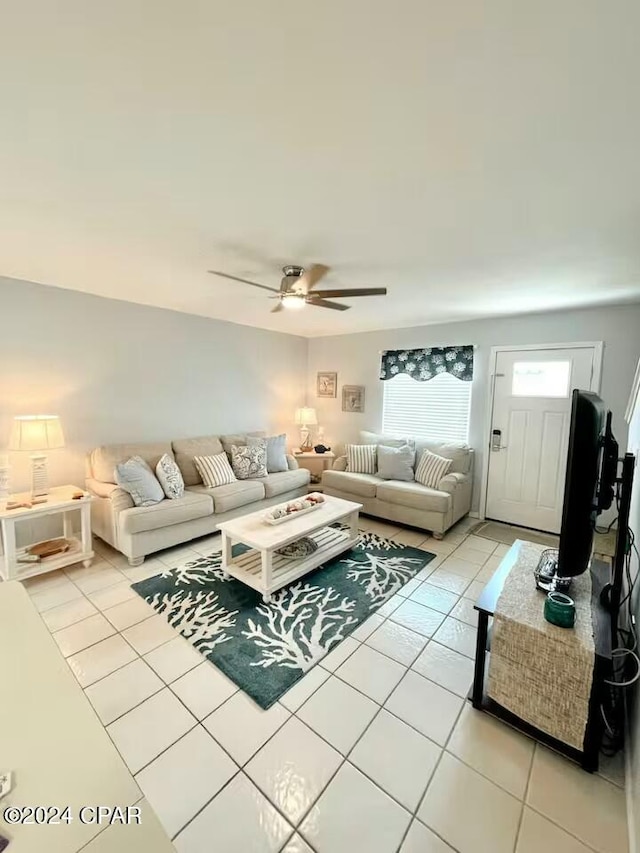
[263,494,325,526]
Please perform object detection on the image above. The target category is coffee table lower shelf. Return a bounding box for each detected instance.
[222,525,357,602]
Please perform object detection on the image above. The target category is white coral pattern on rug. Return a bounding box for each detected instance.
[149,588,238,652]
[242,582,357,671]
[355,531,406,552]
[161,555,228,587]
[343,553,424,607]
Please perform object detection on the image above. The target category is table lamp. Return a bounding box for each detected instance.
[294,407,317,452]
[9,415,65,498]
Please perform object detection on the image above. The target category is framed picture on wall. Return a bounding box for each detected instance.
[342,385,365,413]
[317,372,337,398]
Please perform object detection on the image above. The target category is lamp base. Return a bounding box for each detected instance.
[30,454,49,499]
[299,427,313,452]
[0,463,9,502]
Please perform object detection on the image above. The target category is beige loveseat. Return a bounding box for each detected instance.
[86,433,310,565]
[322,431,474,537]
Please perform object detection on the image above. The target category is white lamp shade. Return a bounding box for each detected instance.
[294,407,318,426]
[9,415,65,451]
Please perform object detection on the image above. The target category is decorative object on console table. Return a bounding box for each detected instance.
[9,415,65,498]
[0,485,93,582]
[342,385,365,413]
[294,407,317,451]
[317,371,337,398]
[294,451,335,491]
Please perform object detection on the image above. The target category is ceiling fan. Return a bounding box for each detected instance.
[207,264,387,312]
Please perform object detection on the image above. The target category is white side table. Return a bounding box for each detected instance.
[293,451,336,490]
[0,485,94,581]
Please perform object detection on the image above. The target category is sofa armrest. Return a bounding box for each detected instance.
[85,478,134,551]
[286,454,299,470]
[437,472,471,494]
[438,471,473,526]
[86,478,134,512]
[332,455,348,471]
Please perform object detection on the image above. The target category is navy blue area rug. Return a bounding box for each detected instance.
[132,532,435,708]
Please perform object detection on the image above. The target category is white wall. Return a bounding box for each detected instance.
[0,276,308,492]
[307,303,640,512]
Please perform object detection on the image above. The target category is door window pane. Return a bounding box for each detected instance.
[511,361,571,397]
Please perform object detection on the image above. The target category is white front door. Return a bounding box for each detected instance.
[485,345,599,533]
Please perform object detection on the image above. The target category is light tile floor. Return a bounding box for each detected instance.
[20,517,627,853]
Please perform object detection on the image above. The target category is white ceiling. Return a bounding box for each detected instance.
[2,1,640,337]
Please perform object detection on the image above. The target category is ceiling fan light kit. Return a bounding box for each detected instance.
[281,293,305,310]
[208,263,387,313]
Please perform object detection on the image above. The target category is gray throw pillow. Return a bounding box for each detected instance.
[155,453,185,500]
[248,434,288,473]
[231,442,268,479]
[376,444,416,481]
[115,455,165,506]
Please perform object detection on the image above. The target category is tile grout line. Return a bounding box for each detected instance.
[53,560,477,677]
[511,731,539,852]
[24,523,547,851]
[392,673,471,853]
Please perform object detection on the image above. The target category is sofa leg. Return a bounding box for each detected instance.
[128,556,145,567]
[432,532,444,540]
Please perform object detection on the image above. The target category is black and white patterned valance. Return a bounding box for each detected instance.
[380,345,474,382]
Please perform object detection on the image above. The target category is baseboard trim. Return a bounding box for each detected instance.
[625,695,637,853]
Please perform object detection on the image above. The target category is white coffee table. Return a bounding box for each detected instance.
[217,494,362,602]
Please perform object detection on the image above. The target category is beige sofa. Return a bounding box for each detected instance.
[86,433,310,565]
[322,431,474,537]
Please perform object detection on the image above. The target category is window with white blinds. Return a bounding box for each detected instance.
[382,372,472,442]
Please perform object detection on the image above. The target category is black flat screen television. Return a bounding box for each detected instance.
[555,389,618,578]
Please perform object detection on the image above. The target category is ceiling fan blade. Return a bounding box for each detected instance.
[208,270,280,293]
[271,301,284,313]
[308,287,387,298]
[300,264,330,293]
[305,298,350,311]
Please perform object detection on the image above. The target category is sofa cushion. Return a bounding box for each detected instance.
[194,453,237,487]
[415,449,453,488]
[114,456,165,507]
[376,480,451,514]
[171,435,224,486]
[255,468,310,498]
[120,491,213,535]
[188,480,265,513]
[322,469,381,498]
[413,439,471,474]
[248,434,288,473]
[346,444,376,474]
[90,442,174,485]
[231,442,268,479]
[156,453,185,500]
[377,445,415,481]
[220,431,266,459]
[360,430,415,450]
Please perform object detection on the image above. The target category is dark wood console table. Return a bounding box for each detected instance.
[471,541,612,772]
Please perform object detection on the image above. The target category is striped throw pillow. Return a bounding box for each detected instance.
[415,450,453,489]
[194,453,237,487]
[346,444,376,474]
